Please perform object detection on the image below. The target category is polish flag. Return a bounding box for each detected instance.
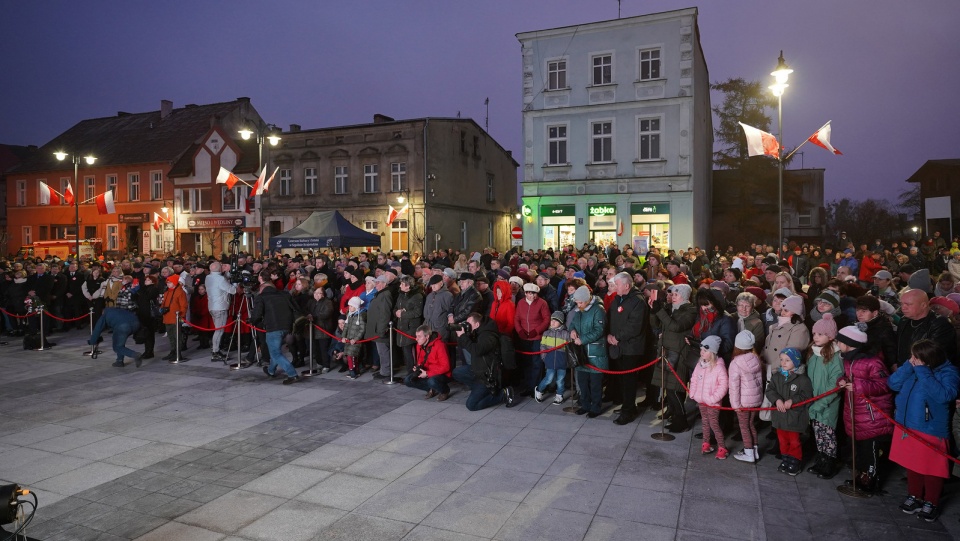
[249,166,267,197]
[216,167,241,189]
[617,219,624,237]
[808,121,843,155]
[261,166,279,193]
[153,213,162,232]
[38,181,60,206]
[96,190,116,215]
[739,122,779,158]
[386,203,409,226]
[64,182,75,206]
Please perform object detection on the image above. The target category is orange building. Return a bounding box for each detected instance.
[6,97,267,258]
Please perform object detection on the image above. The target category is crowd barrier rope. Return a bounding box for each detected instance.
[861,395,960,466]
[42,311,89,323]
[182,319,232,332]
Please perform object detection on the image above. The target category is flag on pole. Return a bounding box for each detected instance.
[739,122,779,158]
[250,166,267,197]
[617,219,624,237]
[38,181,60,206]
[153,212,162,232]
[216,167,241,190]
[64,182,75,206]
[262,166,279,193]
[96,190,116,215]
[807,121,843,155]
[386,203,409,226]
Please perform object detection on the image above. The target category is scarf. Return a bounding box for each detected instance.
[693,306,718,339]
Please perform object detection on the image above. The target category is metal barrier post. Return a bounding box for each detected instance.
[35,305,48,351]
[302,323,321,377]
[169,311,188,364]
[651,347,675,442]
[384,322,396,385]
[837,386,870,498]
[84,307,99,356]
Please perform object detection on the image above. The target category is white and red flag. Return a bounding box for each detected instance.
[617,219,624,237]
[262,166,279,193]
[807,121,843,155]
[152,212,168,231]
[216,167,241,190]
[38,181,60,205]
[386,203,409,226]
[64,182,75,206]
[95,190,116,215]
[739,122,779,158]
[251,166,278,196]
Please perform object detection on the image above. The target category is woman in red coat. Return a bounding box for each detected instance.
[190,283,213,349]
[488,280,515,336]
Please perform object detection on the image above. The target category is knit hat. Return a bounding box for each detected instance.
[812,312,838,340]
[907,268,932,294]
[166,275,179,287]
[523,283,540,293]
[667,283,692,302]
[837,325,868,348]
[773,287,793,299]
[781,295,805,319]
[508,276,524,288]
[781,347,803,369]
[710,280,730,296]
[572,285,591,303]
[744,286,766,303]
[734,330,755,350]
[550,311,565,323]
[873,270,893,280]
[497,269,511,280]
[948,293,960,307]
[443,268,457,280]
[700,335,721,355]
[815,290,840,309]
[347,297,363,309]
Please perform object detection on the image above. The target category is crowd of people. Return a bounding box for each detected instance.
[3,232,960,522]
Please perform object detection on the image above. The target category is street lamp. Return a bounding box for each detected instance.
[239,120,281,255]
[912,225,919,240]
[769,51,792,249]
[54,151,96,260]
[160,201,177,253]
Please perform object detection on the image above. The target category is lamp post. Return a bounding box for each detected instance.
[769,51,792,250]
[238,121,281,256]
[54,151,96,261]
[160,201,176,254]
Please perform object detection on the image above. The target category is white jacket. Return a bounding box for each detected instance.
[205,272,234,311]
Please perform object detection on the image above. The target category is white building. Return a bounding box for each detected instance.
[517,7,712,252]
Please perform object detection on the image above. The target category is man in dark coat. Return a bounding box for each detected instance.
[64,261,88,329]
[897,288,957,367]
[365,274,395,380]
[454,313,515,411]
[607,272,653,425]
[252,270,300,384]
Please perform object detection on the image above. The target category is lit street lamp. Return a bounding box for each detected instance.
[769,51,792,249]
[54,151,96,260]
[239,121,280,255]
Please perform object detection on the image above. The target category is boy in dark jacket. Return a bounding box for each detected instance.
[767,347,813,476]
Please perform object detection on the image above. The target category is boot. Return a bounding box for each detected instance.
[806,453,825,476]
[753,446,760,462]
[817,456,841,479]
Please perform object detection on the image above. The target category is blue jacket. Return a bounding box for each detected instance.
[888,361,960,438]
[700,313,736,361]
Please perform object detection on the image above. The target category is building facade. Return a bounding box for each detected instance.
[517,7,712,252]
[262,115,519,255]
[906,159,960,240]
[7,98,267,258]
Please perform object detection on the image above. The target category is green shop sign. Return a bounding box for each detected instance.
[631,203,670,215]
[540,204,576,217]
[588,204,617,216]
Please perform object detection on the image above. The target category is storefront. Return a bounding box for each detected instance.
[540,204,576,250]
[630,202,670,253]
[182,216,254,255]
[588,203,618,248]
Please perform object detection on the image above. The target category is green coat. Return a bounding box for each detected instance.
[570,296,608,373]
[805,346,843,426]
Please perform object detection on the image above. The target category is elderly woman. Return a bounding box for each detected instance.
[568,285,608,417]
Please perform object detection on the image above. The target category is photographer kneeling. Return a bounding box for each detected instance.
[405,324,452,401]
[454,312,517,411]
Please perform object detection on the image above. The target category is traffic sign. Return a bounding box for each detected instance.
[511,226,523,240]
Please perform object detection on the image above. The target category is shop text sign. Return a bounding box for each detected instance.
[631,203,670,215]
[588,205,616,216]
[186,217,246,229]
[539,204,575,217]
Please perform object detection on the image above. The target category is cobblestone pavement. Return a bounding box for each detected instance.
[1,330,958,540]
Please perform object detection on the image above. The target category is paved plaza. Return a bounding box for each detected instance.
[1,331,958,541]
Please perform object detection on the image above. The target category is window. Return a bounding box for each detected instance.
[16,180,25,206]
[279,169,292,196]
[547,59,567,90]
[222,186,246,211]
[460,132,466,153]
[488,221,493,247]
[182,188,212,213]
[798,211,812,227]
[53,225,75,240]
[84,177,95,203]
[334,166,348,194]
[128,173,140,201]
[151,171,163,200]
[390,162,406,192]
[304,167,317,195]
[473,136,480,157]
[107,225,118,250]
[638,117,661,160]
[84,226,97,240]
[639,48,661,80]
[39,226,48,241]
[547,125,568,165]
[592,121,613,163]
[364,164,378,193]
[363,221,378,232]
[106,175,118,197]
[592,54,612,85]
[22,226,31,246]
[460,221,468,250]
[486,173,495,203]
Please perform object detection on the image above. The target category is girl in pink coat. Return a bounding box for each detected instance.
[690,335,730,459]
[729,330,764,463]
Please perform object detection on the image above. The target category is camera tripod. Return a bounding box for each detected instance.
[227,286,262,370]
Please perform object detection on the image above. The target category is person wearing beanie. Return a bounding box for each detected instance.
[763,295,811,381]
[766,347,813,476]
[160,273,188,362]
[568,284,607,417]
[689,335,730,459]
[729,330,763,463]
[805,313,844,479]
[341,292,367,379]
[606,271,655,425]
[535,310,572,405]
[649,280,699,432]
[907,268,932,294]
[808,289,848,332]
[836,324,894,493]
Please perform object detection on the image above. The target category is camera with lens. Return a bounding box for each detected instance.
[453,322,472,334]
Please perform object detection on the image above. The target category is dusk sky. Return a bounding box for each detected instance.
[3,0,958,204]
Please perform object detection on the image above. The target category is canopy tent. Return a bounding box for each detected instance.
[270,211,381,250]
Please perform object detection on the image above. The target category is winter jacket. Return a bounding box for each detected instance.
[515,296,550,341]
[762,320,810,373]
[838,255,859,275]
[699,312,737,361]
[888,361,960,439]
[488,281,516,336]
[948,259,960,283]
[538,283,560,312]
[161,284,187,325]
[650,301,697,391]
[607,287,652,359]
[858,256,883,283]
[342,310,366,357]
[766,365,814,433]
[570,295,608,373]
[728,352,764,409]
[689,358,729,406]
[414,332,452,378]
[308,296,337,335]
[839,350,894,440]
[449,286,480,325]
[204,272,234,312]
[189,290,213,330]
[806,345,844,426]
[457,317,501,381]
[738,310,766,348]
[897,312,958,368]
[364,288,394,343]
[252,284,298,333]
[540,325,571,371]
[394,288,424,347]
[423,288,453,342]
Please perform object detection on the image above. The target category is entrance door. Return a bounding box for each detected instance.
[126,226,141,255]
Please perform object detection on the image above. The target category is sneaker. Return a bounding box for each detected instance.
[918,501,940,522]
[282,376,301,385]
[777,460,788,473]
[534,388,545,402]
[701,443,716,455]
[733,448,756,463]
[347,371,358,379]
[263,366,276,378]
[784,458,801,476]
[900,495,922,515]
[553,394,565,405]
[716,448,729,460]
[112,360,125,367]
[321,367,331,374]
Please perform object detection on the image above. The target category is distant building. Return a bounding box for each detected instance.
[516,7,712,252]
[7,98,268,257]
[0,144,39,255]
[906,159,960,240]
[263,115,519,254]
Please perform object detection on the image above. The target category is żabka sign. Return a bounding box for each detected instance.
[588,205,616,216]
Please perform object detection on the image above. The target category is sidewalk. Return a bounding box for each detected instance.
[0,330,957,541]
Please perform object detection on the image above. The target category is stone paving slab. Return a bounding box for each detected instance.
[1,330,960,540]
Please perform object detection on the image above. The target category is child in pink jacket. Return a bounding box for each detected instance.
[728,330,764,463]
[690,335,730,459]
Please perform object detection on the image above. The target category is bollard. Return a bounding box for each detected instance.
[302,323,321,377]
[84,307,98,356]
[384,322,396,385]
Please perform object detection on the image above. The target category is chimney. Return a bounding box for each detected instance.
[160,99,173,119]
[289,124,301,133]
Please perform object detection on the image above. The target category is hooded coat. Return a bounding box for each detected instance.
[728,351,764,408]
[839,349,894,440]
[570,295,608,372]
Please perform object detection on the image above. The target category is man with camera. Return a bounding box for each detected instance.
[405,324,452,400]
[453,312,516,411]
[206,261,234,361]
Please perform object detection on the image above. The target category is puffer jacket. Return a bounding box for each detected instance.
[570,295,608,372]
[414,332,452,378]
[728,352,763,408]
[342,310,366,357]
[806,345,844,426]
[766,364,813,433]
[888,361,960,439]
[540,325,571,371]
[689,358,729,406]
[839,349,894,440]
[488,281,516,336]
[762,319,810,374]
[515,295,550,341]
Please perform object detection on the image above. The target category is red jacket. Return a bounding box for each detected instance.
[488,281,516,336]
[514,296,550,341]
[839,353,894,440]
[415,333,451,378]
[858,256,883,283]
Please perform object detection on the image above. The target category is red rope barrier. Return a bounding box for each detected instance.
[582,356,660,375]
[182,319,232,332]
[861,395,960,466]
[312,323,379,343]
[42,311,89,323]
[0,307,35,319]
